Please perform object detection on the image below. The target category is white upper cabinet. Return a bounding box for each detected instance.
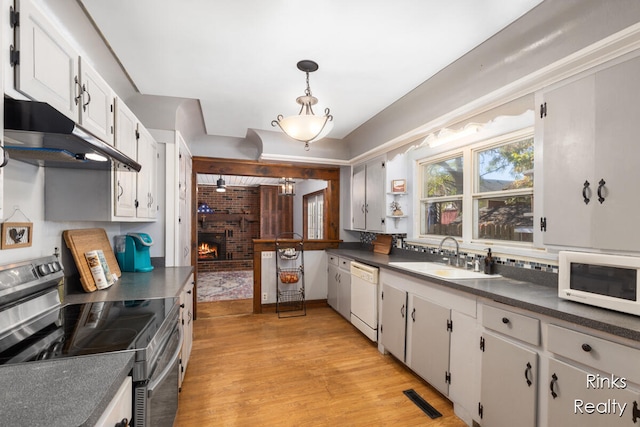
[136,125,159,220]
[540,74,595,248]
[351,154,409,234]
[11,0,114,144]
[540,53,640,251]
[78,58,115,145]
[351,163,367,230]
[351,156,386,232]
[13,0,79,119]
[113,98,138,218]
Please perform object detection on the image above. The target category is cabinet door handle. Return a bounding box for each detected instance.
[550,373,558,399]
[74,75,82,106]
[400,304,405,318]
[524,362,533,387]
[115,418,129,427]
[582,180,590,205]
[597,179,606,204]
[411,307,415,322]
[361,204,365,213]
[82,84,91,111]
[501,317,509,324]
[365,204,369,214]
[117,181,123,201]
[581,343,592,352]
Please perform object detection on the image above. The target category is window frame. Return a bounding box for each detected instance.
[418,152,465,237]
[417,129,534,247]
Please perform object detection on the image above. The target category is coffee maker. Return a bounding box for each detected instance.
[116,233,154,272]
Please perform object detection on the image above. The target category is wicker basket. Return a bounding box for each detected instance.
[279,267,300,284]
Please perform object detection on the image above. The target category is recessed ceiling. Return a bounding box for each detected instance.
[79,0,542,141]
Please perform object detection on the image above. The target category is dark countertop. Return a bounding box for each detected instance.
[0,352,134,427]
[329,248,640,342]
[64,266,194,304]
[1,266,193,427]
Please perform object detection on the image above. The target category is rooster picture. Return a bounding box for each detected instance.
[9,228,26,244]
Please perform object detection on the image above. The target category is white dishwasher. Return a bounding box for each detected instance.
[350,261,379,341]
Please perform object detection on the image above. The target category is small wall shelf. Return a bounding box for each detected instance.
[386,215,408,229]
[387,192,408,196]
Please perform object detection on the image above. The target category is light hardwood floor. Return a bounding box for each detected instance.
[176,303,467,426]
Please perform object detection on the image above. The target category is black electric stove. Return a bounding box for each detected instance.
[0,296,176,365]
[0,256,177,369]
[0,255,183,426]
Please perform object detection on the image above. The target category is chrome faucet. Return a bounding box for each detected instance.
[438,236,460,267]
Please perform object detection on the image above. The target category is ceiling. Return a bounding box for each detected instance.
[198,174,282,187]
[78,0,542,142]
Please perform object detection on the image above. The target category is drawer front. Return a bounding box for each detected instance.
[339,257,351,271]
[328,254,339,266]
[482,304,540,346]
[548,324,640,385]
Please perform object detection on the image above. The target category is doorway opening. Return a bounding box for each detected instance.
[190,157,341,318]
[196,181,261,317]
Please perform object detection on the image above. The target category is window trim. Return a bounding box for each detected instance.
[416,129,534,247]
[303,189,328,240]
[419,152,465,237]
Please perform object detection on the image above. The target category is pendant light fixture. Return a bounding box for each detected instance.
[216,175,226,192]
[279,177,295,196]
[271,60,333,151]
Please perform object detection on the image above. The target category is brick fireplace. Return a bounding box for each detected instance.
[197,231,227,261]
[197,186,260,272]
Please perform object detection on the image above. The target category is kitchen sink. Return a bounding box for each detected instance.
[387,262,500,279]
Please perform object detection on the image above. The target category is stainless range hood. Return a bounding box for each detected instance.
[3,98,141,172]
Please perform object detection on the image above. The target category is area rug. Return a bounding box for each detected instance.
[198,270,253,302]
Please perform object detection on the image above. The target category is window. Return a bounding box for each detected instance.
[419,155,464,237]
[418,131,534,244]
[303,190,326,239]
[474,137,534,242]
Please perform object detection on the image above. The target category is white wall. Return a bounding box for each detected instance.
[1,145,167,267]
[344,0,640,159]
[1,161,122,266]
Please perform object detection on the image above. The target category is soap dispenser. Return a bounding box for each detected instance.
[484,248,494,275]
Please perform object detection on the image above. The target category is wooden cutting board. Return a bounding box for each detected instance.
[63,228,121,292]
[373,234,393,254]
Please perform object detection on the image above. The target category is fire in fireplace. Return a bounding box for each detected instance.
[198,232,227,261]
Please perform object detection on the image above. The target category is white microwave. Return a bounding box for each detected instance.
[559,251,640,316]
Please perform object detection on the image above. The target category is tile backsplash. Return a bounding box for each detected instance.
[360,232,558,274]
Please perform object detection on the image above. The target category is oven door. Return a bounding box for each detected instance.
[134,322,183,427]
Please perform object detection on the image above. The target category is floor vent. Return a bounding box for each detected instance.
[403,389,443,419]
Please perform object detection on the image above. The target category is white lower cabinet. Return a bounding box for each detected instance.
[546,324,640,427]
[379,268,480,426]
[374,268,640,427]
[407,294,451,395]
[480,304,540,427]
[380,282,407,362]
[94,376,132,427]
[480,332,538,427]
[448,310,482,424]
[179,276,195,390]
[327,258,339,311]
[326,255,351,319]
[547,358,640,427]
